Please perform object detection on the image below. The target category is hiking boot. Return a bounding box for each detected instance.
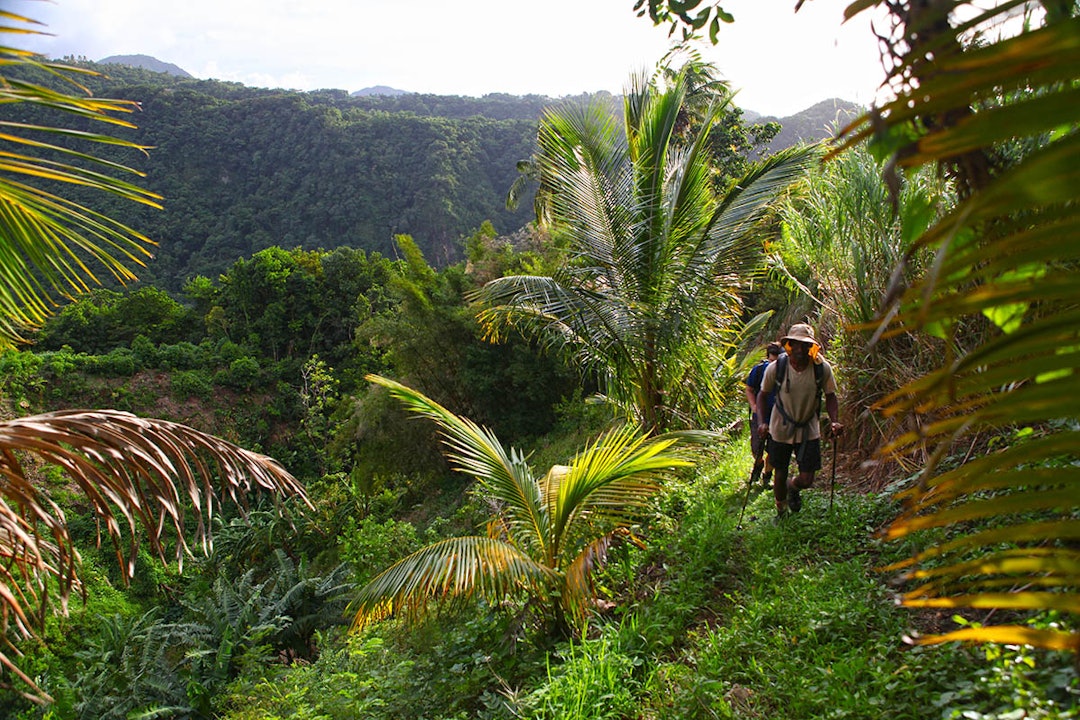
[774,501,788,523]
[788,485,802,513]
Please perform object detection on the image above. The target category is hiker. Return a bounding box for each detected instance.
[756,323,843,517]
[744,342,782,489]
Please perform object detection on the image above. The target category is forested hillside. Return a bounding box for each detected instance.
[17,59,812,292]
[17,62,545,290]
[3,1,1076,712]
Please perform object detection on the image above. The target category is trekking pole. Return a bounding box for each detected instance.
[736,468,755,530]
[829,430,838,513]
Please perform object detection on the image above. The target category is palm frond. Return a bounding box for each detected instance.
[349,536,555,630]
[562,533,618,626]
[366,374,551,553]
[0,409,307,702]
[841,0,1080,652]
[0,19,161,347]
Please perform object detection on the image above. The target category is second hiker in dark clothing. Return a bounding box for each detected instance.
[744,342,782,489]
[756,323,843,518]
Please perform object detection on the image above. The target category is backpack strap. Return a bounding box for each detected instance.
[772,353,826,430]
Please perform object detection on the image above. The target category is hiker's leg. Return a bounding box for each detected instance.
[768,439,793,512]
[791,439,822,490]
[749,413,765,482]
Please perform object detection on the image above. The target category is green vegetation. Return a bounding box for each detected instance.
[476,67,816,431]
[0,1,1076,717]
[351,375,703,634]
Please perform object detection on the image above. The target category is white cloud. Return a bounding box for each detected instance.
[13,0,890,116]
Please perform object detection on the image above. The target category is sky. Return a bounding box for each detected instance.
[11,0,891,117]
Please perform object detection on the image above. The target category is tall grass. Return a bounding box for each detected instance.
[774,144,956,485]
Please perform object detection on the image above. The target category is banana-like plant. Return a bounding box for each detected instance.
[837,1,1080,653]
[350,375,704,634]
[0,14,308,702]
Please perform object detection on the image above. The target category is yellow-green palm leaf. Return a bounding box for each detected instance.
[0,12,161,348]
[840,0,1080,653]
[355,376,701,631]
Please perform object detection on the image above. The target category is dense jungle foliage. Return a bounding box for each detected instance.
[0,1,1077,718]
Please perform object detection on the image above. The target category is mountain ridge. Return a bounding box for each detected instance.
[94,53,861,129]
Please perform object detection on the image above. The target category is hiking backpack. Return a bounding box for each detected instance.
[772,352,825,431]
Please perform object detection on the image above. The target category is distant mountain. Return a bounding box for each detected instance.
[98,54,192,78]
[352,85,413,97]
[756,98,862,153]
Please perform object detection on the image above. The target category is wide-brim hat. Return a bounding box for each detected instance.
[782,323,817,345]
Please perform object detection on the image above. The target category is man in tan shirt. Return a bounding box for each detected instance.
[756,323,843,518]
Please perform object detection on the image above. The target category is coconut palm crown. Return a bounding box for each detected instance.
[350,374,704,633]
[474,68,819,432]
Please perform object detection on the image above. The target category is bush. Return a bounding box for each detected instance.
[215,356,261,390]
[171,369,214,401]
[0,350,44,407]
[340,517,421,587]
[84,347,138,376]
[158,341,207,371]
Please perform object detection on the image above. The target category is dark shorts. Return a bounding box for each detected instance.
[750,413,766,458]
[767,437,822,474]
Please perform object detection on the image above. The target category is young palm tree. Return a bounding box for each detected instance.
[0,14,307,701]
[474,69,818,432]
[350,375,702,634]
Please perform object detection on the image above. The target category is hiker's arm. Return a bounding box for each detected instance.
[744,385,757,413]
[825,393,843,436]
[756,388,770,436]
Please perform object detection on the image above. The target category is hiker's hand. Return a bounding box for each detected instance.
[829,421,844,438]
[757,423,769,438]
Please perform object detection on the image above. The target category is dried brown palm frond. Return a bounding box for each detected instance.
[0,409,309,703]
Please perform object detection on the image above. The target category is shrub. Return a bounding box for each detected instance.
[216,356,261,390]
[171,369,214,401]
[84,347,138,376]
[158,341,207,371]
[0,350,44,406]
[340,517,421,587]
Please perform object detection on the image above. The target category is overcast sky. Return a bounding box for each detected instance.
[12,0,891,117]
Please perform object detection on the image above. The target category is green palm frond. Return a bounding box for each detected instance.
[549,424,691,530]
[350,536,555,630]
[475,67,815,430]
[366,374,550,554]
[841,0,1080,652]
[354,378,701,632]
[0,15,161,347]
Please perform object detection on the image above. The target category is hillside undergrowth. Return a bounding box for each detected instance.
[211,437,1078,720]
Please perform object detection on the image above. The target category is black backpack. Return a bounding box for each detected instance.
[772,352,825,430]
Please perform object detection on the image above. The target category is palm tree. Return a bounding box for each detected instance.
[0,13,307,701]
[474,68,818,432]
[350,374,702,634]
[833,1,1080,653]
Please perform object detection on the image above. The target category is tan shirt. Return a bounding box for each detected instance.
[760,358,837,444]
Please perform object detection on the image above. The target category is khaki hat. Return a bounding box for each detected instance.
[782,323,817,345]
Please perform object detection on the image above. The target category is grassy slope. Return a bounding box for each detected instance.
[217,436,1078,720]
